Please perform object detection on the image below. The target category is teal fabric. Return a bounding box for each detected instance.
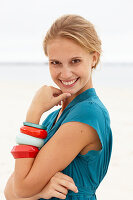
[39,88,113,200]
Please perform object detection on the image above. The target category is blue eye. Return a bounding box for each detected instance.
[72,59,81,64]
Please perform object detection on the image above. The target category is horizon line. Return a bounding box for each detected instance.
[0,61,133,66]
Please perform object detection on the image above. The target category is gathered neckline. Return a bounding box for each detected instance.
[49,88,97,131]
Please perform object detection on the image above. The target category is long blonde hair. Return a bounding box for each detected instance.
[43,14,102,69]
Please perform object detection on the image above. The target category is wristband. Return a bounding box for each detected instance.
[16,132,45,148]
[23,122,47,130]
[11,145,39,159]
[20,126,47,139]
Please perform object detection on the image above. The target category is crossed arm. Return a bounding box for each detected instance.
[4,168,78,200]
[5,104,99,199]
[5,120,99,199]
[4,172,40,200]
[13,120,97,198]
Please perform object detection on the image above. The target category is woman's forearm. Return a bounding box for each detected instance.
[4,172,41,200]
[11,85,67,198]
[13,110,45,198]
[25,107,42,124]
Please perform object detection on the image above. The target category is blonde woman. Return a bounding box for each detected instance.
[4,14,113,200]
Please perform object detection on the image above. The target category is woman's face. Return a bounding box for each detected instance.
[47,37,98,97]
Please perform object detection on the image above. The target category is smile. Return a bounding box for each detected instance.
[60,78,79,87]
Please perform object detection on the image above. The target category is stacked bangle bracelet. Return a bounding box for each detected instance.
[11,145,39,158]
[20,126,47,139]
[23,122,47,130]
[11,122,48,159]
[16,132,45,148]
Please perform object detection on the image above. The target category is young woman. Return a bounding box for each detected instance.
[4,14,113,200]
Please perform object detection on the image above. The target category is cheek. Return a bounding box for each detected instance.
[78,70,87,78]
[80,68,91,80]
[49,68,59,80]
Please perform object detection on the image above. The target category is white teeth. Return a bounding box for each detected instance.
[61,79,78,85]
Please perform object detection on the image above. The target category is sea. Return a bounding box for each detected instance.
[0,62,133,88]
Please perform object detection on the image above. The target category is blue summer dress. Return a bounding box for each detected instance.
[39,87,113,200]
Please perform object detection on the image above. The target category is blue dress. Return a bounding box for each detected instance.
[39,88,113,200]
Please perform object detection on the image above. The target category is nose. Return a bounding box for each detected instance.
[60,66,73,79]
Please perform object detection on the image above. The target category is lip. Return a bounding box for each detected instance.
[60,78,79,82]
[60,77,79,88]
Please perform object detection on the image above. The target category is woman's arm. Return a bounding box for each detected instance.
[12,85,98,198]
[4,172,40,200]
[4,171,78,200]
[14,114,96,198]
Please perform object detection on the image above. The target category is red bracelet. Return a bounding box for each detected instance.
[20,125,47,139]
[11,145,39,159]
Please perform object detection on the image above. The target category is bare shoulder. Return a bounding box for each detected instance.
[59,121,100,146]
[60,121,102,155]
[38,120,100,171]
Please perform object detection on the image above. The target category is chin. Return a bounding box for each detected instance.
[63,88,81,96]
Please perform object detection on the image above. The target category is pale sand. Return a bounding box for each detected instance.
[0,80,133,199]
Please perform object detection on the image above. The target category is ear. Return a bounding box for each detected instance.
[92,52,99,66]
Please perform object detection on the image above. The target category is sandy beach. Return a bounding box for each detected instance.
[0,77,133,199]
[1,0,133,198]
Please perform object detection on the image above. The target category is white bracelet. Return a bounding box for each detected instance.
[16,132,45,148]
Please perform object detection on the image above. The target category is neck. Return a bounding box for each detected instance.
[61,78,93,112]
[61,96,75,112]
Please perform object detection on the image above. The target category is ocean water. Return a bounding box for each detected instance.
[0,62,133,88]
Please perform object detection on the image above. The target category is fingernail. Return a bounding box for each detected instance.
[75,189,78,193]
[66,93,71,97]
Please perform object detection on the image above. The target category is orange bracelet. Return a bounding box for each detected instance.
[11,145,39,159]
[20,125,47,139]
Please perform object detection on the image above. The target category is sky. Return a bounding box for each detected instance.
[0,0,133,63]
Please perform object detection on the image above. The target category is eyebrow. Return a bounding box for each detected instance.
[49,57,82,61]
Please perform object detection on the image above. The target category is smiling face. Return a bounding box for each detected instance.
[47,37,98,100]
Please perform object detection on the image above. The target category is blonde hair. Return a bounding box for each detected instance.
[43,14,102,69]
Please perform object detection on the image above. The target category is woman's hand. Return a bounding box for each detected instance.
[4,172,78,200]
[28,85,71,115]
[37,171,78,199]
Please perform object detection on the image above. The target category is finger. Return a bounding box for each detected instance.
[57,101,62,106]
[52,190,67,199]
[55,101,62,106]
[58,179,78,193]
[57,172,76,185]
[54,93,71,105]
[53,93,62,97]
[53,184,68,195]
[50,86,63,96]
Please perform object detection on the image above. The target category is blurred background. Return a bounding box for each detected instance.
[0,0,133,199]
